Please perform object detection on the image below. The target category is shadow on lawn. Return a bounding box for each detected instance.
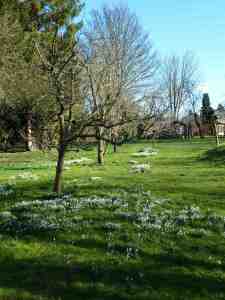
[0,165,52,171]
[6,180,134,202]
[200,145,225,165]
[0,243,225,300]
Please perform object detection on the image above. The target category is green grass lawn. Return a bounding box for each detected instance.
[0,138,225,300]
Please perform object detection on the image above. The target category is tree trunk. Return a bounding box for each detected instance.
[103,143,108,156]
[183,124,188,140]
[194,113,204,138]
[96,127,105,164]
[213,122,220,146]
[26,112,34,151]
[113,142,117,153]
[53,143,66,194]
[97,138,105,164]
[198,126,204,138]
[187,123,192,140]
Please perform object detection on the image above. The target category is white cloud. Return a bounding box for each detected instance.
[197,83,209,94]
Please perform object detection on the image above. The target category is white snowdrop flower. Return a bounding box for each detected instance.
[132,148,158,157]
[126,246,139,259]
[103,222,121,230]
[180,205,202,221]
[177,229,186,236]
[175,214,188,225]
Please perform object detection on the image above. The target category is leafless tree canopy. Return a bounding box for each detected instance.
[161,51,199,121]
[80,4,159,163]
[83,4,159,102]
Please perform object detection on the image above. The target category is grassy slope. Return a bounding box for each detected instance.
[0,138,225,299]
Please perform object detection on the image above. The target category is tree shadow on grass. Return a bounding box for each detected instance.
[58,236,225,272]
[4,176,132,200]
[0,165,52,171]
[1,181,54,203]
[0,249,225,300]
[1,226,225,300]
[200,145,225,165]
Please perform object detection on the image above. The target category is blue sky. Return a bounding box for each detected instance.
[84,0,225,107]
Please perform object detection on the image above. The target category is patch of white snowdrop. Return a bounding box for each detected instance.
[0,188,225,259]
[0,194,128,234]
[131,164,151,173]
[11,172,39,181]
[132,147,158,158]
[64,157,93,166]
[0,185,14,197]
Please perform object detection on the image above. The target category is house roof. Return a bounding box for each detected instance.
[215,109,225,122]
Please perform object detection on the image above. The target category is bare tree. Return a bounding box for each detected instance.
[82,4,159,163]
[35,36,82,193]
[33,1,93,194]
[161,52,199,123]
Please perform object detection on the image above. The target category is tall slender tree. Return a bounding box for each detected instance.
[34,0,85,194]
[161,52,199,123]
[83,4,158,163]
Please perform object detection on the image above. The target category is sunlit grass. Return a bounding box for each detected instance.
[0,138,225,300]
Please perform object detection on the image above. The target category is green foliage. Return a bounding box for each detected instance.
[0,0,84,32]
[0,0,84,152]
[202,93,210,107]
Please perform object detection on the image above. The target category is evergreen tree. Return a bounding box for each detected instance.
[0,0,84,151]
[201,93,216,125]
[0,1,83,33]
[217,104,225,112]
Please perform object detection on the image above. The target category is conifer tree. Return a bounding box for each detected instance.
[201,93,215,125]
